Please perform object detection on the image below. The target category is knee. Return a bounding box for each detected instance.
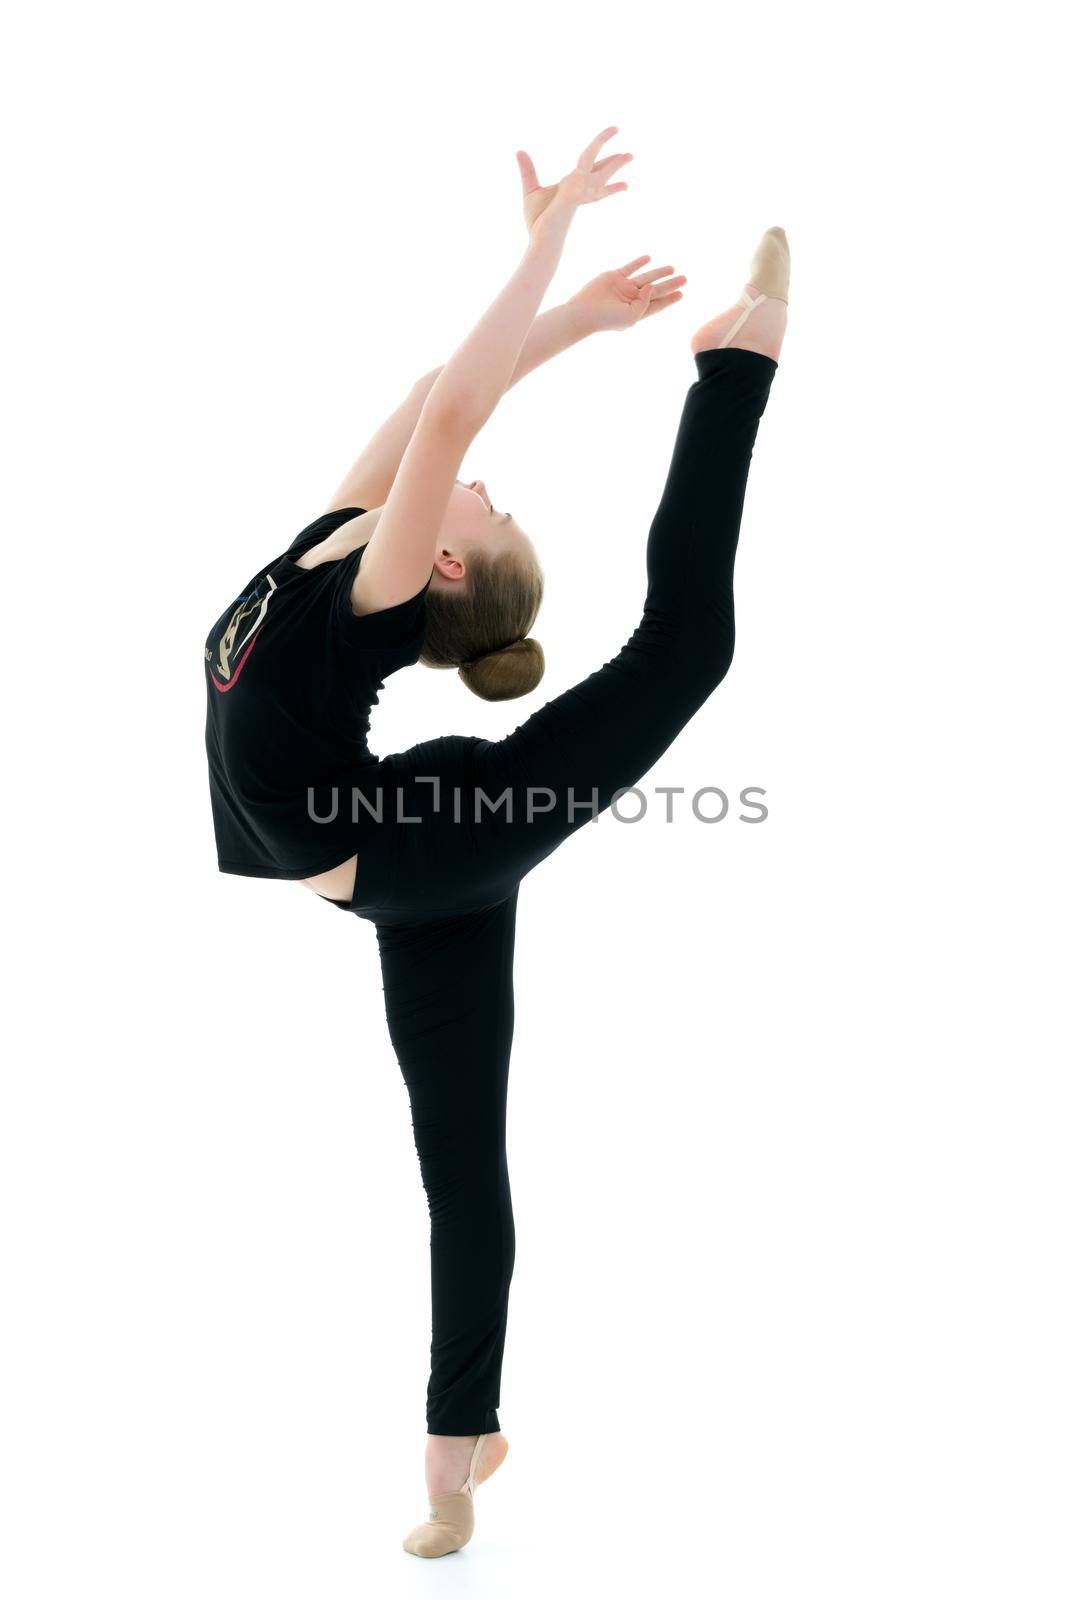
[633,599,734,667]
[633,612,735,703]
[414,1117,508,1202]
[697,626,735,694]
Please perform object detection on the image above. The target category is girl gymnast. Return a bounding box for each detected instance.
[203,124,789,1556]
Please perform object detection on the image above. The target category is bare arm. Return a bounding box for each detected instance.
[323,367,446,517]
[352,126,632,614]
[350,234,571,612]
[324,305,587,515]
[324,260,686,515]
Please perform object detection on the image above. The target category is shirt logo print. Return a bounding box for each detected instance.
[208,574,278,693]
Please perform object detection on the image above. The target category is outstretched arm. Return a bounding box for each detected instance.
[324,258,686,515]
[351,127,632,614]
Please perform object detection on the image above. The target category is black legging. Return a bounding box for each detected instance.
[340,346,777,1433]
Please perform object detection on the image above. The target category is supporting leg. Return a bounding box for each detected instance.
[376,891,520,1435]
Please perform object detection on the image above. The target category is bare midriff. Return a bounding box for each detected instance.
[301,853,358,904]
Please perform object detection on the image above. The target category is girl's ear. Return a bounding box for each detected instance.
[435,548,466,582]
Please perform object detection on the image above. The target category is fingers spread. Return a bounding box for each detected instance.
[632,264,676,287]
[578,124,620,170]
[649,275,686,296]
[644,290,685,316]
[591,151,633,176]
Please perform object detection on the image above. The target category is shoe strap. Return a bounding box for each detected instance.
[464,1433,487,1496]
[719,290,767,349]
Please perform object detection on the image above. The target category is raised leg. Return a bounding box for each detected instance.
[466,345,781,888]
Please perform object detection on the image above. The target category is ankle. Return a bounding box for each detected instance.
[690,289,787,361]
[423,1430,508,1496]
[425,1434,477,1494]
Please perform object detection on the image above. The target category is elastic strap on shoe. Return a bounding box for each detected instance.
[719,289,767,349]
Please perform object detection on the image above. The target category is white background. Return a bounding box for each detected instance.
[3,2,1064,1596]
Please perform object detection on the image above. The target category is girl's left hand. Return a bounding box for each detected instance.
[568,257,687,332]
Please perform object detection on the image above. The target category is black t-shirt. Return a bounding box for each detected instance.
[204,508,430,879]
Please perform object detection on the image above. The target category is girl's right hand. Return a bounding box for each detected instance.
[516,126,632,247]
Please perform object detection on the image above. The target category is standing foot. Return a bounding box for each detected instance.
[402,1432,510,1559]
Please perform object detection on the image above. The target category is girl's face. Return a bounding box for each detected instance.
[434,479,536,584]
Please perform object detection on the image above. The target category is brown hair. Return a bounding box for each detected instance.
[420,546,545,702]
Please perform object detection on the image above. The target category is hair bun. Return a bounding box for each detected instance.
[459,637,545,702]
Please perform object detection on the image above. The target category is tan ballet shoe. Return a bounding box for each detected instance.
[402,1433,489,1558]
[716,225,790,349]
